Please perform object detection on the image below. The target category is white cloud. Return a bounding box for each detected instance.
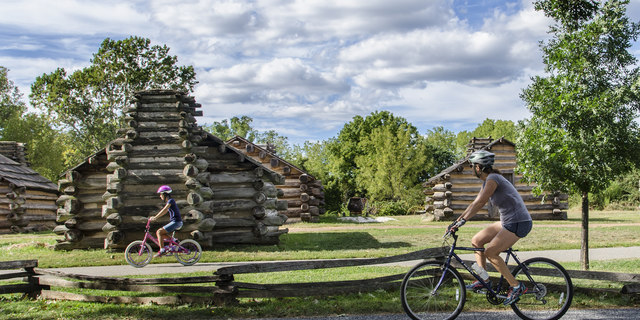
[4,0,639,146]
[0,0,148,35]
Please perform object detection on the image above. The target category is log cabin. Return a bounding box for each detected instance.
[226,136,326,222]
[54,90,289,250]
[423,137,568,221]
[0,153,58,234]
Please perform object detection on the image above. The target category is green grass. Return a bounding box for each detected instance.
[1,209,639,319]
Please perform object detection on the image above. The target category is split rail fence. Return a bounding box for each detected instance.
[1,247,638,305]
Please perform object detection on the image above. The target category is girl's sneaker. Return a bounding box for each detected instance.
[153,248,167,258]
[504,282,527,305]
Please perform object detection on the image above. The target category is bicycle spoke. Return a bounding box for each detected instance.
[511,258,573,320]
[401,261,465,320]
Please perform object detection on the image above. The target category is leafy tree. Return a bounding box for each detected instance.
[355,123,427,204]
[203,116,259,142]
[0,67,26,129]
[29,36,197,165]
[422,126,458,178]
[327,111,415,202]
[203,116,291,156]
[0,66,66,181]
[518,0,640,269]
[455,119,517,156]
[256,130,291,158]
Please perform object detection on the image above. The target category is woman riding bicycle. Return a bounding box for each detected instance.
[450,150,533,305]
[150,185,183,258]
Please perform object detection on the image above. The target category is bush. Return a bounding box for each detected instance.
[368,201,409,216]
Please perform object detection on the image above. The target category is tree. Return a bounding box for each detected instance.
[355,123,427,204]
[455,119,517,156]
[518,0,640,269]
[0,67,26,129]
[327,111,415,202]
[202,116,291,156]
[29,36,197,165]
[203,116,258,142]
[0,66,66,181]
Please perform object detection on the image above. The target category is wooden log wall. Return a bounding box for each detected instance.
[54,153,110,250]
[0,183,57,234]
[424,140,568,221]
[228,138,325,222]
[0,182,29,234]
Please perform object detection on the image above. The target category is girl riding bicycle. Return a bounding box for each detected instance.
[449,150,533,305]
[150,185,183,258]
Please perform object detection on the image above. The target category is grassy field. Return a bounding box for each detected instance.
[1,208,639,319]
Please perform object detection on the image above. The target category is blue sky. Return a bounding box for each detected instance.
[2,0,640,145]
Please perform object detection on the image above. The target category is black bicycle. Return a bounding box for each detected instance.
[400,224,573,320]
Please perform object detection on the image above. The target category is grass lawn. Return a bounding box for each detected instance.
[1,208,639,319]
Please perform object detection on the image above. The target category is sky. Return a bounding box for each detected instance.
[2,0,640,146]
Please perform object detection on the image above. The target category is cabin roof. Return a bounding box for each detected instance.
[0,154,57,192]
[226,135,314,180]
[424,137,515,186]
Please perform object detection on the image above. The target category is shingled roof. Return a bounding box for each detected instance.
[0,154,57,192]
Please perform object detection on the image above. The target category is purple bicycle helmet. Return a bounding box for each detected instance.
[157,185,172,194]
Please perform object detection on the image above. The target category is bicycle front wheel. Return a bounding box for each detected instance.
[401,260,466,320]
[124,241,152,268]
[511,257,573,320]
[175,239,202,266]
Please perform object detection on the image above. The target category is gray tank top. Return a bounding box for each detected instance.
[485,173,532,224]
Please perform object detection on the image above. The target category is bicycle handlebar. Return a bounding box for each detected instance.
[443,219,465,238]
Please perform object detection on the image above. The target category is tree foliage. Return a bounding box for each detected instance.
[0,67,66,181]
[518,0,640,269]
[454,119,517,156]
[29,36,197,165]
[202,116,291,156]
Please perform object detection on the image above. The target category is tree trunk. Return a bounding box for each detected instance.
[581,191,589,270]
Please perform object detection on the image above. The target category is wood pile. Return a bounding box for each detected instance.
[227,136,325,222]
[54,90,288,250]
[0,154,57,234]
[424,137,568,221]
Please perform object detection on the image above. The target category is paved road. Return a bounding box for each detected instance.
[42,246,640,277]
[239,309,639,320]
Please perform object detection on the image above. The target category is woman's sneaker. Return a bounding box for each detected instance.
[504,282,527,305]
[466,280,490,292]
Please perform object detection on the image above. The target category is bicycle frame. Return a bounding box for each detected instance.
[136,219,182,256]
[436,230,535,298]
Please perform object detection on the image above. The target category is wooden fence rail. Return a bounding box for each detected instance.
[0,260,40,297]
[1,247,639,305]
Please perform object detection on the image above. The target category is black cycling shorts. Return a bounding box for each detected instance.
[503,220,532,238]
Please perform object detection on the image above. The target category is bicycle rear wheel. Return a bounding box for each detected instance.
[401,260,466,320]
[175,239,202,266]
[124,241,152,268]
[511,257,573,320]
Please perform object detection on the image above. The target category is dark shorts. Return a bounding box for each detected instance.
[163,221,183,233]
[503,220,532,238]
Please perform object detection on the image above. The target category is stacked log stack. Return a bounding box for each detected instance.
[53,90,288,250]
[227,137,325,222]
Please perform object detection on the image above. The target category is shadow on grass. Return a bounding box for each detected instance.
[221,232,411,252]
[280,232,411,250]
